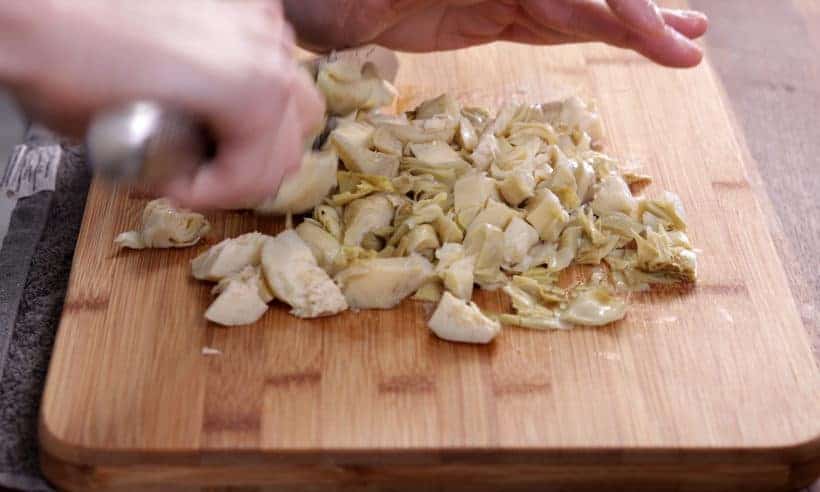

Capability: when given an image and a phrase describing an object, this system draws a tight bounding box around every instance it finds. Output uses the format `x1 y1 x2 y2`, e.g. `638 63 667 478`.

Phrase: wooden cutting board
39 40 820 491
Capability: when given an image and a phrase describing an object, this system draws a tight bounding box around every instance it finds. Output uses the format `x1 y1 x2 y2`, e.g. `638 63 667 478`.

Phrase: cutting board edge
38 409 820 469
39 447 820 492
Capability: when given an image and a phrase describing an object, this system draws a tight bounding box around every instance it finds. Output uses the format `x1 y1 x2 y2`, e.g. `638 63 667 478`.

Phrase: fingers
166 72 324 210
606 0 665 36
521 0 704 67
661 8 708 39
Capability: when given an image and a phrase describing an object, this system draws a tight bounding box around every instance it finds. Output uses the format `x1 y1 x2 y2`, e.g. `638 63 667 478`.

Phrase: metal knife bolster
86 102 213 184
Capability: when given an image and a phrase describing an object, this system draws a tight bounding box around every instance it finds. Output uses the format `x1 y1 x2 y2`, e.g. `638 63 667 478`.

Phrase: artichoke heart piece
256 150 339 215
503 216 540 267
330 122 399 177
317 58 397 115
435 243 475 300
557 96 604 143
408 141 469 167
414 93 462 120
314 205 343 240
463 223 506 290
500 283 566 330
546 153 580 209
261 230 348 318
413 280 444 302
191 232 268 281
550 225 582 272
639 191 688 232
467 199 518 237
633 227 697 283
499 171 535 207
205 273 269 327
332 172 395 205
335 256 434 309
525 188 569 242
591 174 636 217
576 235 620 265
396 223 440 258
454 172 498 228
295 219 341 273
428 292 501 344
371 126 403 156
381 116 458 144
343 194 395 247
211 265 274 304
115 198 211 250
457 116 479 152
434 212 464 244
470 131 500 171
561 286 627 326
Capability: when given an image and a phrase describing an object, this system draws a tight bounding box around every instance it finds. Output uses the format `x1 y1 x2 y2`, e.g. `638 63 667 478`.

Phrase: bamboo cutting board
40 41 820 491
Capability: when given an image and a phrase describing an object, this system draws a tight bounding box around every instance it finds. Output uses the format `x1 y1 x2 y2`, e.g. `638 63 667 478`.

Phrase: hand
6 0 324 210
285 0 708 67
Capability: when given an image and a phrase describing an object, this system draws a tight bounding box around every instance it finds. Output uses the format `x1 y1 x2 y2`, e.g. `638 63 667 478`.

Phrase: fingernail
668 9 708 22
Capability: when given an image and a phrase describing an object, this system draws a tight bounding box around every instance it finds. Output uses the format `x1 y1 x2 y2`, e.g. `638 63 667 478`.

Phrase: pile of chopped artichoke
117 57 698 339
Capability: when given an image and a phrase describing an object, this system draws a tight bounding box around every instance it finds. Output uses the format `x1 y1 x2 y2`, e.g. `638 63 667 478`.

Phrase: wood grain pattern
689 0 820 364
39 24 820 492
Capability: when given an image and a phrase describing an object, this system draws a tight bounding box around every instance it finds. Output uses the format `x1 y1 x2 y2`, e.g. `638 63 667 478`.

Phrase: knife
85 45 399 184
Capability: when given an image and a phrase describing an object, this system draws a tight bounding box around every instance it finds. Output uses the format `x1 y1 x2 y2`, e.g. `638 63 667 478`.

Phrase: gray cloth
0 134 90 492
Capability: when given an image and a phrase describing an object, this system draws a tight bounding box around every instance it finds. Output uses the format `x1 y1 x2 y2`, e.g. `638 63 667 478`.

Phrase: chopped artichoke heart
317 58 397 115
561 287 627 326
314 205 343 240
454 173 498 228
633 227 697 282
261 230 348 318
256 150 339 215
331 129 399 177
295 220 341 273
503 217 540 266
639 191 687 231
396 223 440 258
546 151 581 209
116 198 210 250
381 116 458 144
332 172 395 205
191 232 267 281
435 245 476 301
591 175 636 216
413 280 444 302
371 126 403 156
409 141 469 167
142 63 699 337
463 223 506 290
457 116 479 151
428 292 501 344
205 278 269 327
467 199 518 236
335 256 434 309
343 194 395 247
550 225 582 272
499 171 536 207
414 93 462 120
525 189 569 242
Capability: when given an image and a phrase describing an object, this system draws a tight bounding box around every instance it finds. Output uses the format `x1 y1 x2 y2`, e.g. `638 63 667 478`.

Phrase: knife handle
86 101 215 183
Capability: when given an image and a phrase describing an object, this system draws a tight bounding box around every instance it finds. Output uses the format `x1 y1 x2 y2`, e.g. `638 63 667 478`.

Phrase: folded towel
0 128 89 491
